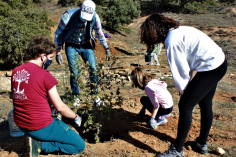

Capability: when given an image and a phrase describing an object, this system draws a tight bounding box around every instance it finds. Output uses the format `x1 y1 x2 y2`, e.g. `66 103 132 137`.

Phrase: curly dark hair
140 13 179 50
27 35 57 59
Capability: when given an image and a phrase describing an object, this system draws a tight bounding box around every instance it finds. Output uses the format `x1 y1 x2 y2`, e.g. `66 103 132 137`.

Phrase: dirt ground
0 2 236 157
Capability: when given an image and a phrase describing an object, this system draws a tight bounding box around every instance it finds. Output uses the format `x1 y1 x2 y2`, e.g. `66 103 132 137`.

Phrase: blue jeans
20 118 85 154
65 42 98 95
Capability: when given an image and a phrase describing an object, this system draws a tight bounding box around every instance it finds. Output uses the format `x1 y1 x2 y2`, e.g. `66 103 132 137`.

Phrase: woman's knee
74 138 86 154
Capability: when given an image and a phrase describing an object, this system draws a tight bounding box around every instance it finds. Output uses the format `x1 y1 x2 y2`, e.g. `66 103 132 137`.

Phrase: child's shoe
163 113 171 118
156 116 168 125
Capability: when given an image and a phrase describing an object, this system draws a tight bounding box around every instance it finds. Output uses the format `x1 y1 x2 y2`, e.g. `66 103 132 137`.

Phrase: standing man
54 0 111 106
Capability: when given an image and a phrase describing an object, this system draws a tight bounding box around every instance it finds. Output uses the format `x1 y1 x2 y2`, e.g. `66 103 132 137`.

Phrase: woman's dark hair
140 13 179 50
27 35 57 59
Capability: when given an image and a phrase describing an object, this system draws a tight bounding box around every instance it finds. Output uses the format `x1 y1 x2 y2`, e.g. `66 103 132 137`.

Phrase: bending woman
140 13 227 157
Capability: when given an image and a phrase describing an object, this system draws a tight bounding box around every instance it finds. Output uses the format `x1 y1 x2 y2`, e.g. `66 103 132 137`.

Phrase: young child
131 67 173 129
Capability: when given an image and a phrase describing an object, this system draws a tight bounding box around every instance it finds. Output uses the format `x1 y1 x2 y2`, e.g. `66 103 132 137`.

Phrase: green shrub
219 0 235 2
0 1 11 17
182 0 218 14
0 7 52 70
33 0 43 4
66 57 124 142
57 0 81 7
4 0 30 9
102 0 141 30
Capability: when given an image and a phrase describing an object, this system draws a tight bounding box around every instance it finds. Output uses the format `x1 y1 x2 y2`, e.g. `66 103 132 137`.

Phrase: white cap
81 0 96 21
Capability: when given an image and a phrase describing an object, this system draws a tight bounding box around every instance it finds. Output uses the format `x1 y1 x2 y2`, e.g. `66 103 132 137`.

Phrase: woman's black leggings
174 59 227 152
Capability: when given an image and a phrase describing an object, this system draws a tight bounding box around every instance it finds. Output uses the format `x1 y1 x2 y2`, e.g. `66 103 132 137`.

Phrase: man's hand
106 49 111 61
148 117 158 129
56 53 63 65
74 114 82 127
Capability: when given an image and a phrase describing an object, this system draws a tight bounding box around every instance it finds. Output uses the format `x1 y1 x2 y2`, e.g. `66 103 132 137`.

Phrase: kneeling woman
11 35 85 156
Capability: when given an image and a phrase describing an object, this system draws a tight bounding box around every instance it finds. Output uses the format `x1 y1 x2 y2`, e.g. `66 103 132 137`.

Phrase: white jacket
165 26 225 93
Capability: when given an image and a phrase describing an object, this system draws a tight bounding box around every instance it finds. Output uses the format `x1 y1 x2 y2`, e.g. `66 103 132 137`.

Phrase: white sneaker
156 117 168 125
73 98 80 107
156 63 160 65
92 97 105 106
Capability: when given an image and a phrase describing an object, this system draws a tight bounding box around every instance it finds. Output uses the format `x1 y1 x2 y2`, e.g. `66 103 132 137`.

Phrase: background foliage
102 0 141 31
0 0 235 69
0 0 54 70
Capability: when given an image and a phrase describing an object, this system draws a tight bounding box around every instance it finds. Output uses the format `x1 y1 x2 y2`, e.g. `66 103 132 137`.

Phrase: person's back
145 79 173 109
165 26 224 72
12 62 57 130
11 35 85 157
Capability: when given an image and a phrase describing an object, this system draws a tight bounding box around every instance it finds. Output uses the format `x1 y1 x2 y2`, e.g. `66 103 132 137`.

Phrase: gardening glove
74 114 82 127
56 53 63 65
106 48 111 61
148 117 158 129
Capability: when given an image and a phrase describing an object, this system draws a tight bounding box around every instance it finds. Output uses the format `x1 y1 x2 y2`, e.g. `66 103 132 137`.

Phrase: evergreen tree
0 1 53 70
102 0 141 30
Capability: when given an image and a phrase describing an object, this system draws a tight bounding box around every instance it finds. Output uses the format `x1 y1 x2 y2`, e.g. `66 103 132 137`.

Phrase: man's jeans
65 42 98 95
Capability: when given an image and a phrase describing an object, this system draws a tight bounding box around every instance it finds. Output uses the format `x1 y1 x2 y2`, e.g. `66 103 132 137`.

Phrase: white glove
74 114 82 127
148 117 158 129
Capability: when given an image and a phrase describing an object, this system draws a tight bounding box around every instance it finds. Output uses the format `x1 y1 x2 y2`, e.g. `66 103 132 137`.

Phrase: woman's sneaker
156 145 184 157
186 141 208 154
156 117 168 125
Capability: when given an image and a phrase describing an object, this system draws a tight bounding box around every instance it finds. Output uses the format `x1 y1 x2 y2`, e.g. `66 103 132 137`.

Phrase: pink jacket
145 79 173 108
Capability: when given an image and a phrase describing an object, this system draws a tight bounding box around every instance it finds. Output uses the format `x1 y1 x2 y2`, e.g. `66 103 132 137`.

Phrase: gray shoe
156 145 184 157
186 141 208 154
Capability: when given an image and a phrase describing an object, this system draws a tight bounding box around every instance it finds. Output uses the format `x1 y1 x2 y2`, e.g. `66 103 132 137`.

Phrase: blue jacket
54 8 108 52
